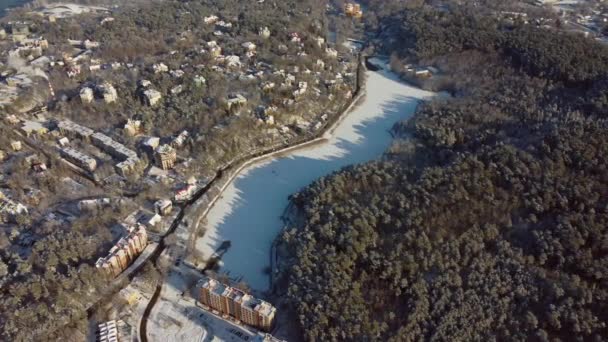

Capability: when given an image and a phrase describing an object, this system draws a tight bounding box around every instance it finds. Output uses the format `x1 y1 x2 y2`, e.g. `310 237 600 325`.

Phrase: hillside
282 6 608 341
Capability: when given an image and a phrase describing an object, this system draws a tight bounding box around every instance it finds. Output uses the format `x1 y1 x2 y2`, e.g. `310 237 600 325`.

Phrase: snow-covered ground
194 61 436 290
147 265 256 342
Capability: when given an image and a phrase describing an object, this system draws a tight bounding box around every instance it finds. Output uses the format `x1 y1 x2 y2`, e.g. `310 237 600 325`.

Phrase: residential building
58 120 95 140
9 21 30 42
414 68 432 78
172 130 189 148
143 137 160 152
91 133 138 161
95 224 148 278
315 36 325 47
154 144 177 170
198 276 277 331
139 79 152 88
146 213 162 227
97 82 118 103
90 132 141 176
32 161 47 173
262 82 275 92
204 15 219 24
289 32 301 43
123 119 142 136
174 183 196 202
170 69 184 78
78 198 111 212
193 75 206 86
225 94 247 112
200 277 227 312
170 85 183 95
20 121 48 137
10 140 22 152
259 27 271 39
60 147 97 172
326 48 338 58
344 3 363 18
225 55 241 68
154 199 173 216
143 89 162 106
152 63 168 74
96 320 132 342
80 86 94 103
242 42 256 51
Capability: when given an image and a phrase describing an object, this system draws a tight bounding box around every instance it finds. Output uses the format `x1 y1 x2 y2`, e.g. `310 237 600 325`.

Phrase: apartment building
198 276 277 331
95 224 148 278
60 147 97 172
154 144 177 170
96 320 132 342
90 132 141 176
58 119 95 140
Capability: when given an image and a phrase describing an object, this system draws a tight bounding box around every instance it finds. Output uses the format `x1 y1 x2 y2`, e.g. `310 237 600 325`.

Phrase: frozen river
195 62 435 290
0 0 28 14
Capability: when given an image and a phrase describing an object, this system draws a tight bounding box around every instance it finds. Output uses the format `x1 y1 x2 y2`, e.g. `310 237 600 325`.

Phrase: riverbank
138 56 366 341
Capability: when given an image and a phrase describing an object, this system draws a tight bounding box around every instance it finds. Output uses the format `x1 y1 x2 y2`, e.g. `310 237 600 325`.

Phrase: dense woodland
284 5 608 341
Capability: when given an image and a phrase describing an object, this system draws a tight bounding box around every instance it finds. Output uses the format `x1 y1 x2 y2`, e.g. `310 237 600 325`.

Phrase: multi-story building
60 147 97 172
91 132 142 176
222 286 245 319
154 199 173 216
198 276 277 331
123 119 142 136
95 224 148 278
58 120 95 141
344 3 363 18
200 277 227 312
143 89 162 106
154 144 177 170
80 87 94 103
97 320 132 342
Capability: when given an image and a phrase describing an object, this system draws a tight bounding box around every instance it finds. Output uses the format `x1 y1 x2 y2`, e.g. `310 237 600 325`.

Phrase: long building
95 224 148 278
60 147 97 172
198 276 277 331
97 320 132 342
57 119 95 140
90 132 141 176
57 120 143 176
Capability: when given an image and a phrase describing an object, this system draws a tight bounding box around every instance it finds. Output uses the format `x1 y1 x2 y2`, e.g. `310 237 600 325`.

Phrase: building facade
154 144 177 170
97 320 132 342
198 276 277 331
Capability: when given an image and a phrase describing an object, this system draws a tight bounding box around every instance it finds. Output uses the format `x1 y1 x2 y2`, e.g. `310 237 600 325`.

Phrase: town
0 0 361 341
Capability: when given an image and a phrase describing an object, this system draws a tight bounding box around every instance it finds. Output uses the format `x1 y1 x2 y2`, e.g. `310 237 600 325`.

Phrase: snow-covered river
0 0 28 14
195 61 435 290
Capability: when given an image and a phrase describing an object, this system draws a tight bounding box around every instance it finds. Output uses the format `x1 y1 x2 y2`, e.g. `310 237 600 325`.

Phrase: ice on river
195 63 435 290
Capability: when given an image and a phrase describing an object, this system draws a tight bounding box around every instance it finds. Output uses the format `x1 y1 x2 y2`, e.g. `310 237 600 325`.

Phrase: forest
283 5 608 341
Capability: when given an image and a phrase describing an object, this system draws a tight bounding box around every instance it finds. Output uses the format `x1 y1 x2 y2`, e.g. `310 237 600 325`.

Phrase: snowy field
147 266 256 342
195 61 435 290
